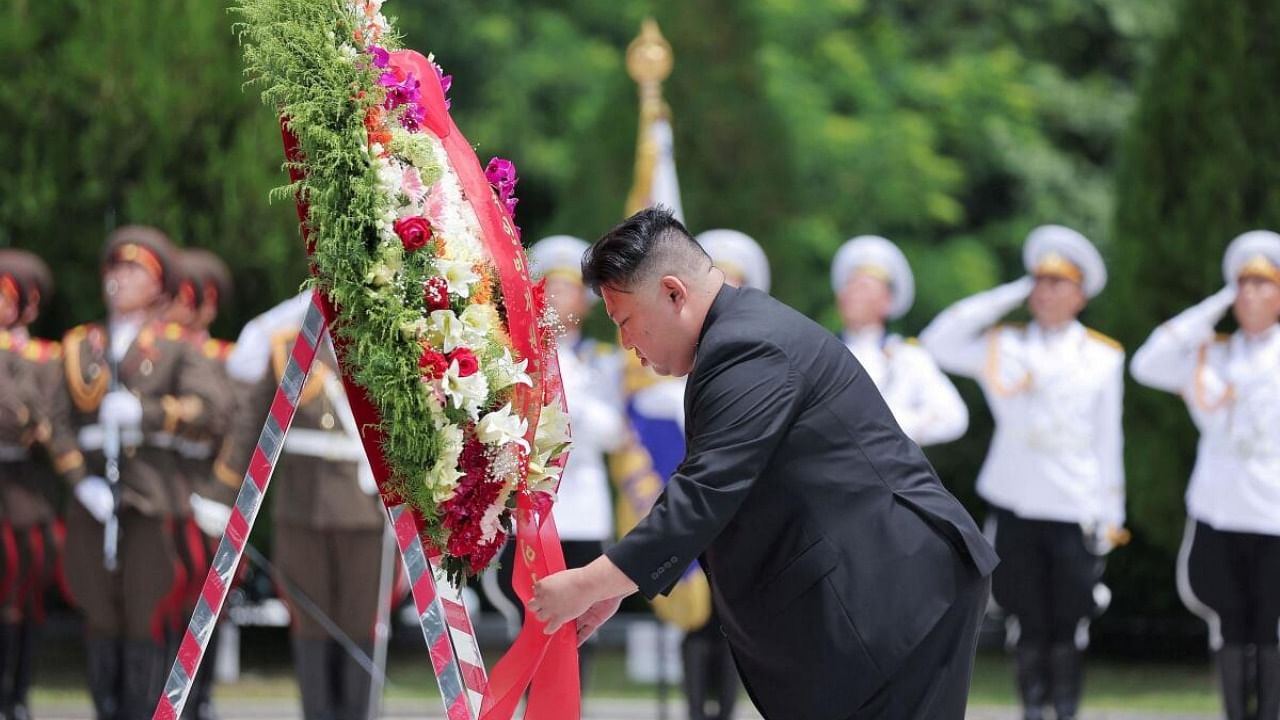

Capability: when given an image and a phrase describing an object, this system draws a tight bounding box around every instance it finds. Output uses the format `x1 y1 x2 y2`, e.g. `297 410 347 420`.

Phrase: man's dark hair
581 205 711 293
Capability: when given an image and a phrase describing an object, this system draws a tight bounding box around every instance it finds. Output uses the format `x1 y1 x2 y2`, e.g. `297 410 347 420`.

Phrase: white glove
1167 286 1237 342
99 390 144 430
75 476 115 524
190 493 233 538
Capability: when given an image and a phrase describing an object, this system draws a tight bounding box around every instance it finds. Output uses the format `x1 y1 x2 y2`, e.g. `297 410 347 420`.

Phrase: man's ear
660 275 688 310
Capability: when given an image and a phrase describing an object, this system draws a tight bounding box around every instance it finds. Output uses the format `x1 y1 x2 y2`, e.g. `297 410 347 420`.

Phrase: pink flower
401 166 426 204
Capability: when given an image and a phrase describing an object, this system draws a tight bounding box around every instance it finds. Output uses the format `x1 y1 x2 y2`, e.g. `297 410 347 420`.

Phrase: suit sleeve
207 374 274 506
606 340 804 600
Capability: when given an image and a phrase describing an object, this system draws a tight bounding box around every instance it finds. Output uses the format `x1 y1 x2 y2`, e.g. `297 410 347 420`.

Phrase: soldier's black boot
1014 643 1049 720
8 622 35 720
1219 644 1251 720
85 637 122 720
1257 644 1280 720
0 622 15 720
291 637 335 720
121 640 164 720
338 642 375 720
1049 643 1084 720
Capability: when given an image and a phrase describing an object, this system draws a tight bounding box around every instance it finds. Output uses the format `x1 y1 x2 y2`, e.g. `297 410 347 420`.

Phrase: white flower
426 310 467 352
436 258 479 299
479 503 505 543
476 404 529 451
459 303 492 336
439 360 489 419
492 347 533 391
424 424 465 500
534 401 571 458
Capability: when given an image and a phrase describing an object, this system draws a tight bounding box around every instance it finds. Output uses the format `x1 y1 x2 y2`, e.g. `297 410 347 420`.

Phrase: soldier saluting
1131 230 1280 720
921 225 1126 720
47 226 228 720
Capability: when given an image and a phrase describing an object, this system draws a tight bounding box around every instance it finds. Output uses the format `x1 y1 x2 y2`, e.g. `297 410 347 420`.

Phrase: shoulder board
204 338 235 361
0 331 11 352
1085 328 1123 352
1215 333 1231 344
64 323 105 352
904 337 921 346
21 338 61 362
161 322 189 342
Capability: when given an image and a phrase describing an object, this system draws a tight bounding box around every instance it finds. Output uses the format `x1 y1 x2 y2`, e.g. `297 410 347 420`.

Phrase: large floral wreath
236 0 570 585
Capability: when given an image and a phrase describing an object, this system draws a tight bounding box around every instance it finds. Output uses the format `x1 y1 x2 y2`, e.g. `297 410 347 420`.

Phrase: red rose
423 276 450 312
449 347 479 377
418 347 448 380
394 216 433 252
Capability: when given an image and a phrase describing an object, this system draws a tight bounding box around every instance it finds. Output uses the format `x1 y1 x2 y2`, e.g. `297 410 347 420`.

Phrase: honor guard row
0 227 395 720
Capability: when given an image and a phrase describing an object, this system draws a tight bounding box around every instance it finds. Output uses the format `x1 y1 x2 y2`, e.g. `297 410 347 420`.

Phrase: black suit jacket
607 285 999 720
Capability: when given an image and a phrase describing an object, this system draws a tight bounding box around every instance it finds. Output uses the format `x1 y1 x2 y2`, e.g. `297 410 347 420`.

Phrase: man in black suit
529 207 998 719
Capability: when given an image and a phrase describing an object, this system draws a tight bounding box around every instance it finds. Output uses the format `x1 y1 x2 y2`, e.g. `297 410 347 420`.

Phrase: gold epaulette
1085 328 1123 352
204 338 235 362
22 338 61 363
63 324 109 413
904 337 921 346
1215 333 1231 343
161 322 188 342
0 331 11 352
271 329 327 405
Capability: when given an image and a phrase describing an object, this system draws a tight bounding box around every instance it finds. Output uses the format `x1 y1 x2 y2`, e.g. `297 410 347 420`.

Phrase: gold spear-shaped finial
624 18 675 216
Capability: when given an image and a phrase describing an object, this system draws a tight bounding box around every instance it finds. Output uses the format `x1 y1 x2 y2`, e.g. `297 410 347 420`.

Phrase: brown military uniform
0 346 41 609
216 327 383 720
0 333 61 622
49 320 229 641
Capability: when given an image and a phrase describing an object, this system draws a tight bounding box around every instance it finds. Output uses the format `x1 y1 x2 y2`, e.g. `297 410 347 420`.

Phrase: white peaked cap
831 235 915 320
1022 225 1107 298
697 229 771 293
528 235 590 281
1222 230 1280 284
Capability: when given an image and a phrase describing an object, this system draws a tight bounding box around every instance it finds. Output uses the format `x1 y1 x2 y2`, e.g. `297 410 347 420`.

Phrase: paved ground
23 698 1221 719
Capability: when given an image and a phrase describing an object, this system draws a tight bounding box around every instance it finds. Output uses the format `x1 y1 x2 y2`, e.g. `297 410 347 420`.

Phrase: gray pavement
23 698 1221 719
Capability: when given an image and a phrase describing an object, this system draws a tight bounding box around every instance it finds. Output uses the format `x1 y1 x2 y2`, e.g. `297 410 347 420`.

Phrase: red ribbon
279 45 579 720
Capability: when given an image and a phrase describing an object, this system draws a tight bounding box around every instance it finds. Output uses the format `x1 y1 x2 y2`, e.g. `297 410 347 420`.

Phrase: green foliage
0 0 307 337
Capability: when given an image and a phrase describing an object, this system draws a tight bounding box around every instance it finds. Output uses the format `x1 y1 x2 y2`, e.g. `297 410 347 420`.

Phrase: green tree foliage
1107 0 1280 620
0 0 306 337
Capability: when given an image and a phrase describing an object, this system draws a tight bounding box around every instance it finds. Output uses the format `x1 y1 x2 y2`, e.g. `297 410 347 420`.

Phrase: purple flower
433 60 453 109
485 157 520 218
369 45 390 69
400 103 426 132
381 74 421 111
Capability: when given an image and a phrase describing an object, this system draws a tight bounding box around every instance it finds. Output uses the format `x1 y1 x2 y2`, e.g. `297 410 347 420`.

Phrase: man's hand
576 596 623 647
529 568 594 634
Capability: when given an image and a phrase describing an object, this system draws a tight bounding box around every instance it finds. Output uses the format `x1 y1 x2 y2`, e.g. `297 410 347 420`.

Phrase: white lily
476 404 529 451
439 360 489 419
426 309 467 352
534 401 571 457
436 258 479 299
492 347 533 391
